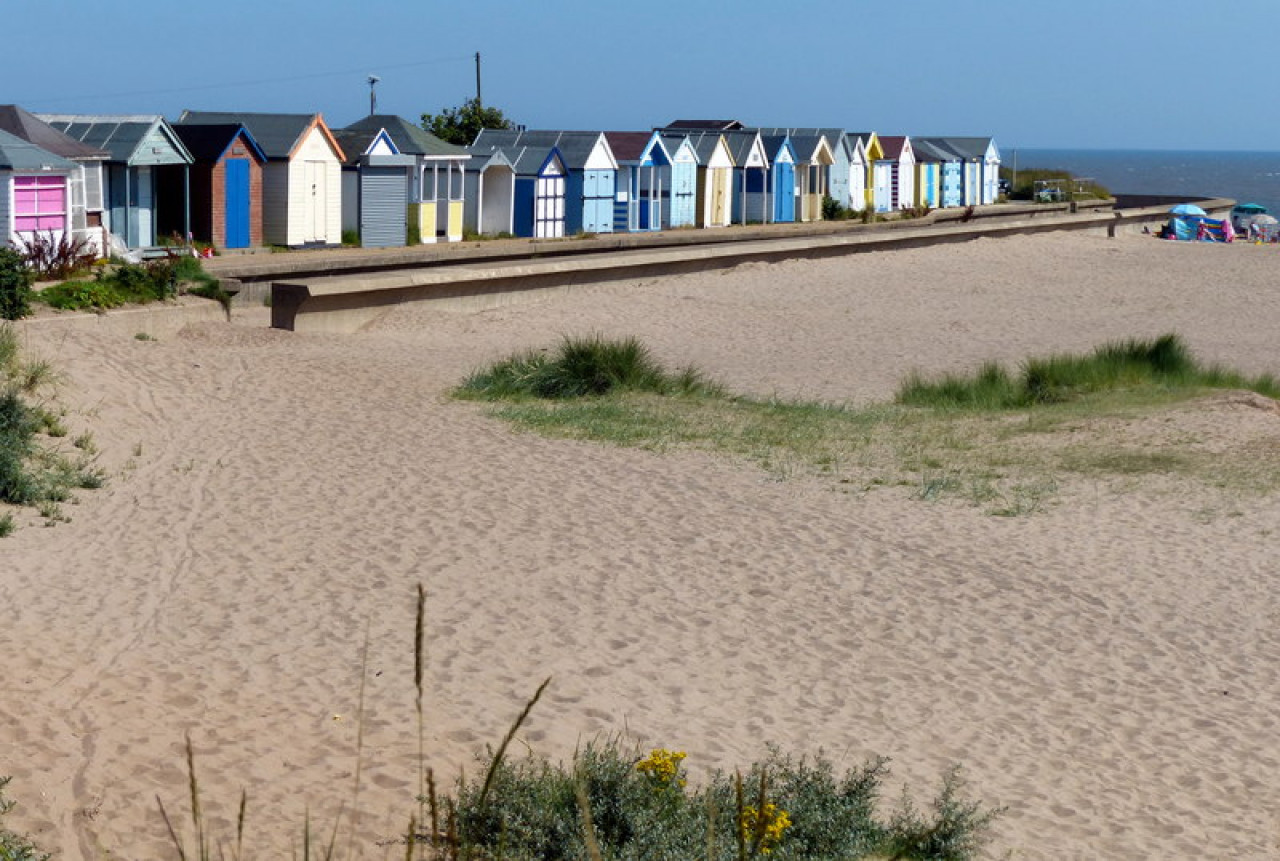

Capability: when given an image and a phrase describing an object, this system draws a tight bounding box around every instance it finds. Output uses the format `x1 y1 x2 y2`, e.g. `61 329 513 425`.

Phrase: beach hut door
225 159 250 248
305 161 328 242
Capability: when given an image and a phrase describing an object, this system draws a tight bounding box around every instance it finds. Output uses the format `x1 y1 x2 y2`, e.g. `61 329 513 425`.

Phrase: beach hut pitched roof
178 111 344 162
172 123 267 163
0 105 108 161
340 114 468 158
471 129 616 171
934 136 996 161
663 119 745 131
602 131 671 165
37 114 193 165
0 128 76 171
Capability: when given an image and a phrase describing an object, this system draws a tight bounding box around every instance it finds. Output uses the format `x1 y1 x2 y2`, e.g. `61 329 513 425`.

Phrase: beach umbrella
1169 203 1207 216
1235 203 1268 213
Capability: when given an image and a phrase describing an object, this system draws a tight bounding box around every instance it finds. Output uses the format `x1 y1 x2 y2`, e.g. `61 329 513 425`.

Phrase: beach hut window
13 175 68 231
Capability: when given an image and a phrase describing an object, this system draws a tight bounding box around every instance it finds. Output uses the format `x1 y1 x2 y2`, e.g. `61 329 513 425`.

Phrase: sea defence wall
270 200 1232 335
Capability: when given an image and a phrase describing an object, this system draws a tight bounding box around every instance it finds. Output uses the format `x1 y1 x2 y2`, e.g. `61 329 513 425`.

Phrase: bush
0 249 34 321
448 740 998 860
822 195 853 221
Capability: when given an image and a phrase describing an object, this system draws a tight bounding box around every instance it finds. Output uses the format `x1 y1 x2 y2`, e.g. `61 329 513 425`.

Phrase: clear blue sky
8 0 1278 150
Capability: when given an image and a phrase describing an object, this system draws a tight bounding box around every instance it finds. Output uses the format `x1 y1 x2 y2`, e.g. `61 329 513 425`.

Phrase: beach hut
0 105 110 254
340 115 469 243
657 134 699 229
178 111 345 247
758 135 797 223
909 140 941 210
0 129 77 251
462 149 515 236
851 132 887 211
845 133 871 213
172 124 266 249
876 136 915 211
472 130 617 234
604 131 671 232
849 134 880 214
332 126 417 248
39 113 193 249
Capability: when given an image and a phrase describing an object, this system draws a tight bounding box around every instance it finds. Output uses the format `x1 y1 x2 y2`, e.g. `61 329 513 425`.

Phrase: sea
1011 149 1280 215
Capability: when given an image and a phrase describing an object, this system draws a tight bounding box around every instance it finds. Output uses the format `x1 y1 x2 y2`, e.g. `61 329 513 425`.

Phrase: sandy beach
2 230 1279 859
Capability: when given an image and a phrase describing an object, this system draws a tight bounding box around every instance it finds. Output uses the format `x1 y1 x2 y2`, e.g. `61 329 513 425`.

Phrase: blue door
224 158 250 248
773 162 795 222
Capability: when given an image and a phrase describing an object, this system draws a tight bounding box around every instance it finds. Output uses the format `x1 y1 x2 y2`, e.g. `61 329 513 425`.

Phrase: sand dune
2 231 1279 859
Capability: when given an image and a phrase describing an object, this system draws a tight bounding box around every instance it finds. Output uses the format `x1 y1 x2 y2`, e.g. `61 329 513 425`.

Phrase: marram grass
457 333 1280 514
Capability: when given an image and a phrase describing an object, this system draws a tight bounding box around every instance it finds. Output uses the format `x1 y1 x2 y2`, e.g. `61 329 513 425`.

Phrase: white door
305 161 327 242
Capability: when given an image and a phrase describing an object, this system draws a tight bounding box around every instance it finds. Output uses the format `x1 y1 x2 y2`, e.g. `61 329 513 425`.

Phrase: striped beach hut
604 131 671 232
876 136 915 211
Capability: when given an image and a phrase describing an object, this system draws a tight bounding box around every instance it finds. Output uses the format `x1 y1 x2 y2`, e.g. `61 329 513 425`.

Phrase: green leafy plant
0 248 34 321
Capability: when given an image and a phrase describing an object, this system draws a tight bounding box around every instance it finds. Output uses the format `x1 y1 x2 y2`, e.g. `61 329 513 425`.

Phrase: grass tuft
457 334 722 401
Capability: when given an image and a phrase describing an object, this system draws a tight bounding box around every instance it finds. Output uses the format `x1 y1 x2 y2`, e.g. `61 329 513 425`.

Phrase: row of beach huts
0 105 1002 254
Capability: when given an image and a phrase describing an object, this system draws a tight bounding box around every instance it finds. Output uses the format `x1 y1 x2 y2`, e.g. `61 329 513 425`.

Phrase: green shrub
449 740 998 860
822 195 853 221
0 248 34 321
37 280 125 311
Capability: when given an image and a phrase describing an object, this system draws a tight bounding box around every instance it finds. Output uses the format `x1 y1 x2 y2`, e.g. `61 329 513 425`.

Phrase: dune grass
456 334 1280 514
0 324 104 531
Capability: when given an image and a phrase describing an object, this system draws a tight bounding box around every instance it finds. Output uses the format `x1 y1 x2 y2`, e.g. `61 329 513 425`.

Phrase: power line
29 54 474 105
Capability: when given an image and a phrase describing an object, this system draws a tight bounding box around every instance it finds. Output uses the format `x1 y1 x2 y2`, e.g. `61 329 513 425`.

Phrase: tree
421 98 514 146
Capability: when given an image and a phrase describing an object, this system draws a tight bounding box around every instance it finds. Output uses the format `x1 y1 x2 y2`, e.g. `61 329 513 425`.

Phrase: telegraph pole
475 52 482 106
367 75 380 116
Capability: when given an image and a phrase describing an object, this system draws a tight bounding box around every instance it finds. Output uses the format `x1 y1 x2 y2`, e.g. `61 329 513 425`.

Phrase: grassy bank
456 334 1280 515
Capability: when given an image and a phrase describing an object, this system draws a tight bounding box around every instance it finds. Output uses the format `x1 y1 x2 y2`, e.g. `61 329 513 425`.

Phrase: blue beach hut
759 135 797 223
